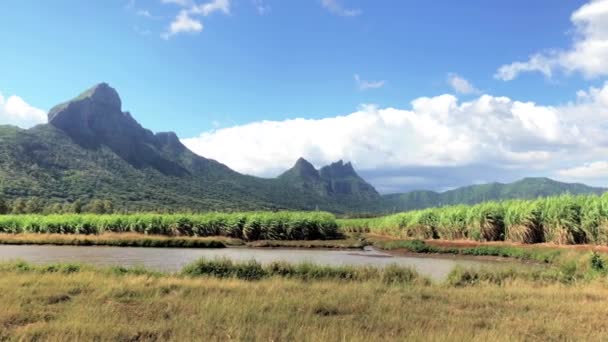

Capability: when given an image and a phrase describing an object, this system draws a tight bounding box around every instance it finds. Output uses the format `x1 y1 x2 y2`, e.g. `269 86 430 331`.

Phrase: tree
0 197 8 215
102 200 114 214
72 199 83 214
25 197 44 214
45 203 64 214
12 198 26 214
89 199 106 214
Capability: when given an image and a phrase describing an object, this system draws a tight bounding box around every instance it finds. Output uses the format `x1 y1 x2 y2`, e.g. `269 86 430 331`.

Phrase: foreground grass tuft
181 258 429 285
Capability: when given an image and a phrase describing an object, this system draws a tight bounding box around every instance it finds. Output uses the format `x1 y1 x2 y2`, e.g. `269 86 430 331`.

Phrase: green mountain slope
0 83 604 213
378 177 606 213
0 84 377 212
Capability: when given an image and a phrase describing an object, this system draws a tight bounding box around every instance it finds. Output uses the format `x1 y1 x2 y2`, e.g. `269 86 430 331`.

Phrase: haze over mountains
0 83 604 213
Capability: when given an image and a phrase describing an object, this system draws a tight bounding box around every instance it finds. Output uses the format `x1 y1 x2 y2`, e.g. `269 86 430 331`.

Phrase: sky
2 0 608 193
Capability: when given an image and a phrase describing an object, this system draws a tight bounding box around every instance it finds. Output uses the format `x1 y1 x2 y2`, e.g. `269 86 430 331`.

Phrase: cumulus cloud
320 0 361 17
557 161 608 179
354 74 385 90
496 0 608 80
191 0 230 16
162 0 230 39
0 92 46 128
447 73 480 94
182 82 608 191
162 10 203 39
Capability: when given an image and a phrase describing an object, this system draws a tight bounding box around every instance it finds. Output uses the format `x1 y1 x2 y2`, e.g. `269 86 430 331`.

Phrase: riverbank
1 260 608 340
0 233 238 248
3 232 608 274
373 238 565 264
0 233 366 249
246 238 366 249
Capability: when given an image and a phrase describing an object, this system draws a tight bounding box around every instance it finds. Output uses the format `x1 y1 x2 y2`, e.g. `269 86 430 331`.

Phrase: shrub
182 258 424 285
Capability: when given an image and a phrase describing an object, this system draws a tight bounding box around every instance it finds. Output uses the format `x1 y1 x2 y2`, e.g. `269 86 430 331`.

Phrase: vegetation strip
181 258 429 284
246 239 366 249
0 233 231 248
339 193 608 245
0 233 366 249
375 239 563 264
0 212 340 241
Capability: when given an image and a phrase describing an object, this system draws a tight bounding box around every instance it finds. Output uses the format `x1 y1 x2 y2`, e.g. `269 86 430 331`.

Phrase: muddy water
0 245 516 281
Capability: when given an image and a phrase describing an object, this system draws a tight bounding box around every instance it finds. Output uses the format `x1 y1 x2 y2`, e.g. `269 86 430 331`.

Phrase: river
0 245 516 281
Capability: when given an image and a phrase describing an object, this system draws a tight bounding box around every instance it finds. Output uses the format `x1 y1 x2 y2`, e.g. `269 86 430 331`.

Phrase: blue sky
2 0 608 193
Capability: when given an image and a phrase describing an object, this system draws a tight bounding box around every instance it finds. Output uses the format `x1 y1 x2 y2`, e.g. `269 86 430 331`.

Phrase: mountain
278 158 379 200
278 158 327 195
0 83 375 212
319 161 380 200
379 177 606 213
0 83 604 214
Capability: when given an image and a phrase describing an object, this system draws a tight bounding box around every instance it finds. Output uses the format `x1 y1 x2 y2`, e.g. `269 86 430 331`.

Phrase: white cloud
354 74 385 90
136 9 161 19
320 0 361 17
0 92 46 128
447 73 480 94
557 161 608 179
161 0 193 6
191 0 230 16
134 25 152 36
162 0 230 39
253 0 270 15
496 0 608 80
136 9 151 17
182 82 608 182
162 10 203 39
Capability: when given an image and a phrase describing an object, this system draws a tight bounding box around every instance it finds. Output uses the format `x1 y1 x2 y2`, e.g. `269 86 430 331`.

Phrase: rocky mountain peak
48 83 122 124
292 158 320 177
82 82 122 109
45 83 188 176
320 160 357 179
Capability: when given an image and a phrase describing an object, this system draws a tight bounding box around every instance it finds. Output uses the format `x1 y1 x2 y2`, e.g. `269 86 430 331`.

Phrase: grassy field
2 260 608 340
0 211 339 241
338 193 608 245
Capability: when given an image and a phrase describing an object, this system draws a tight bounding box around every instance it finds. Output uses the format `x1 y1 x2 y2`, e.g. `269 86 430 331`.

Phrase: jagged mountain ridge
278 158 380 200
0 83 605 213
0 83 377 212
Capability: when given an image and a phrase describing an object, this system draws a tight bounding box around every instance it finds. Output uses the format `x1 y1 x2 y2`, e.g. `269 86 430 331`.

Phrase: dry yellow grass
2 268 608 341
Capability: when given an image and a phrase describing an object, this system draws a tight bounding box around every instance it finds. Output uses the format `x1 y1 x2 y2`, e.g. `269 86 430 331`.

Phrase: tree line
0 197 115 215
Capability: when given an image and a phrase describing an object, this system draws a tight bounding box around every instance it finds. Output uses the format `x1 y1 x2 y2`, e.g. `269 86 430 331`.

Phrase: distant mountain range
0 83 604 213
379 177 605 213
